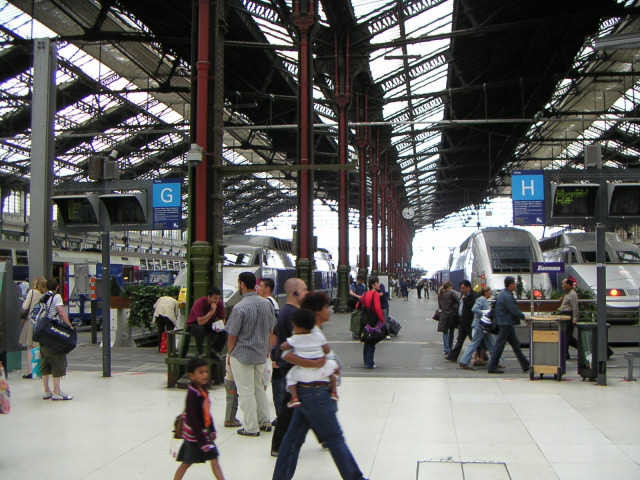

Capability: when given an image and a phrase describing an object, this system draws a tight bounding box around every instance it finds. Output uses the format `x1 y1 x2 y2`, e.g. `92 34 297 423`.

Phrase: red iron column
292 0 319 289
356 92 369 275
370 129 380 275
334 33 351 311
189 0 225 305
379 159 388 273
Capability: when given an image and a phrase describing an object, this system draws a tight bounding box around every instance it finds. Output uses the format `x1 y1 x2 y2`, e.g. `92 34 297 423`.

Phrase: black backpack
359 292 379 328
30 292 54 326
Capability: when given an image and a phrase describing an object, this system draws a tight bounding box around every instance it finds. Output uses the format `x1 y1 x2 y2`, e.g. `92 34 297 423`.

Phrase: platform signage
533 262 565 274
152 179 182 230
512 170 545 225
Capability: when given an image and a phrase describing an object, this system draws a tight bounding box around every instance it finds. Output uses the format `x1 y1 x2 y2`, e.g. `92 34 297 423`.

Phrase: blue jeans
271 370 286 417
363 343 376 368
272 385 364 480
443 328 455 354
460 320 497 366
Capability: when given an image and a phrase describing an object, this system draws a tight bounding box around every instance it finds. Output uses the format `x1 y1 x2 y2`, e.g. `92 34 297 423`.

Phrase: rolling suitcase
386 316 401 336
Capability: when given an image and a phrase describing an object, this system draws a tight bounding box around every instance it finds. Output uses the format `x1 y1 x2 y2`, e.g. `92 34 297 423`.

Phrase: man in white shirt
258 277 279 318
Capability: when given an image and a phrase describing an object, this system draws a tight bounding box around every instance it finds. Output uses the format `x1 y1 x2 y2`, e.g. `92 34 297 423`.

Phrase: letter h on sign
522 180 535 197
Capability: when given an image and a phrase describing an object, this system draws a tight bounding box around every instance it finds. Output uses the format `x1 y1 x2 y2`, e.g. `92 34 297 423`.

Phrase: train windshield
581 251 612 262
489 246 532 273
617 250 640 263
224 248 255 266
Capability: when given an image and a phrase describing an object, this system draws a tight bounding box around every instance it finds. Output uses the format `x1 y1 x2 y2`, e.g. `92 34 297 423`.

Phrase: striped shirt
226 292 276 365
44 291 63 318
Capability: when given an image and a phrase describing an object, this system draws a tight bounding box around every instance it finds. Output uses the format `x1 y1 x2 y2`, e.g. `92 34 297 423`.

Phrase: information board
152 179 182 230
511 170 544 225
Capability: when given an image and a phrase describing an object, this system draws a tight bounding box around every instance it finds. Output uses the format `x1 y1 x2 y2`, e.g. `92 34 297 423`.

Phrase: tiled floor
2 370 639 480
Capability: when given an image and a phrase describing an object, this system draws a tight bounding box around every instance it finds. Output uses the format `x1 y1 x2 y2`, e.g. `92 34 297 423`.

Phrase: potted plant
121 284 180 332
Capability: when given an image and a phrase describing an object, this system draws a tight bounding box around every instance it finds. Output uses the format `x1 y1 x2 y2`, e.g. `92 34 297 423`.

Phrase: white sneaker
42 391 52 400
52 392 73 401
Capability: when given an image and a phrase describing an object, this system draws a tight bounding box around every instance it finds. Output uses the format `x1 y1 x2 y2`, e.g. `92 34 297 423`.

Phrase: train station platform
2 292 640 479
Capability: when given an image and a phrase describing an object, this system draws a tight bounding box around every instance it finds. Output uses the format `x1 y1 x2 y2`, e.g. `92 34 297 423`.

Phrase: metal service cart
528 315 571 381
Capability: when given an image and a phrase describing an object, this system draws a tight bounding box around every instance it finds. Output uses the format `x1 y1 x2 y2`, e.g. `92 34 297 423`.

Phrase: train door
54 262 67 302
122 264 138 284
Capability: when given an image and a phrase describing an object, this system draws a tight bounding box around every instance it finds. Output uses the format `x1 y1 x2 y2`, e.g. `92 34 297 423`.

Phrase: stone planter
516 300 559 313
110 296 132 309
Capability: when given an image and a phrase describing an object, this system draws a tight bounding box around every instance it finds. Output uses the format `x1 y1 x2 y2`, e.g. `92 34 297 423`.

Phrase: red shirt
357 290 385 324
186 296 225 326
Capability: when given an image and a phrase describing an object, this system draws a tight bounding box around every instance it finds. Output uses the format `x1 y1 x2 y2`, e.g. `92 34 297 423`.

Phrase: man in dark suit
446 280 479 362
487 276 530 374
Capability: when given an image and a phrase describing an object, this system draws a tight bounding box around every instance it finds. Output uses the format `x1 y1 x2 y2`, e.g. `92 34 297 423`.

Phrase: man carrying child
280 308 338 407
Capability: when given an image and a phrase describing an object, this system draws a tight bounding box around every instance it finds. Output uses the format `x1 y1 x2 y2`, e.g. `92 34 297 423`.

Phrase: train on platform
0 239 185 326
538 232 640 323
174 234 337 311
448 227 552 295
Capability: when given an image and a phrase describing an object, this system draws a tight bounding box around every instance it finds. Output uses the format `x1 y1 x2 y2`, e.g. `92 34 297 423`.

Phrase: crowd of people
436 275 584 374
12 268 584 480
172 271 588 478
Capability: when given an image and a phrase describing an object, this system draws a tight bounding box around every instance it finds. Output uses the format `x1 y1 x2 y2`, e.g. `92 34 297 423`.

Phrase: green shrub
121 284 181 331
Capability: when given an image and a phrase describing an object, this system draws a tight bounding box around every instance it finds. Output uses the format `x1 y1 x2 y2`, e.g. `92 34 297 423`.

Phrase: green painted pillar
191 241 213 301
296 257 313 293
334 264 350 312
358 267 368 281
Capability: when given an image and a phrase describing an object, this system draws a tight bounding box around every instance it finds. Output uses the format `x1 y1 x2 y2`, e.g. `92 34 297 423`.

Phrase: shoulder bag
359 292 385 344
479 308 498 335
32 295 77 354
20 290 33 321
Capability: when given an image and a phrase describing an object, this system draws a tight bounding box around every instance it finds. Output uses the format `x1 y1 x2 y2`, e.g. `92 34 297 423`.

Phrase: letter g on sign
160 187 173 203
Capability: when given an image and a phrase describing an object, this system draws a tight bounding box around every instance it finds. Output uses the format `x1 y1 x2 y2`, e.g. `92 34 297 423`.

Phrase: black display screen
609 184 640 216
552 184 599 218
101 195 146 224
55 197 99 225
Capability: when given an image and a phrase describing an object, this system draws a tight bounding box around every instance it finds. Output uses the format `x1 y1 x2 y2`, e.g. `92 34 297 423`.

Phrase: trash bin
529 316 571 381
576 322 606 382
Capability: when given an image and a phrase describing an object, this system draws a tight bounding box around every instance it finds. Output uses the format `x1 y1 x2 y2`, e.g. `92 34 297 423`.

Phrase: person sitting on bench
186 287 226 359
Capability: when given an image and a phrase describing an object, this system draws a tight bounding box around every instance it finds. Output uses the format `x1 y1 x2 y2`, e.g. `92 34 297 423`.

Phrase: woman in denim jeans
459 286 500 369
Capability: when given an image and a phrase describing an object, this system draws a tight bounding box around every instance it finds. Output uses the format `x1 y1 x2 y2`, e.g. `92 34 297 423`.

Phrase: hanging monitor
608 183 640 219
100 193 151 230
52 195 100 228
551 183 599 219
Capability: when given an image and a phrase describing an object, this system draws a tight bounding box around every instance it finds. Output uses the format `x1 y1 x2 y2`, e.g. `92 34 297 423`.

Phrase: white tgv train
539 232 640 321
449 227 552 294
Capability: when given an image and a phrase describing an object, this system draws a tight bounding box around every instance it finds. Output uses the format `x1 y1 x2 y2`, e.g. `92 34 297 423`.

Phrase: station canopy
1 0 640 235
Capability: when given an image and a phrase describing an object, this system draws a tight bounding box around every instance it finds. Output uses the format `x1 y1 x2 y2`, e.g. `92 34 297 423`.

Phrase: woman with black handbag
18 276 47 379
357 276 386 369
437 281 459 358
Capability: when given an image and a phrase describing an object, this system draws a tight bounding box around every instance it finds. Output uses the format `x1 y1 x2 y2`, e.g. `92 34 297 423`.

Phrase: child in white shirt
280 308 338 407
